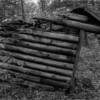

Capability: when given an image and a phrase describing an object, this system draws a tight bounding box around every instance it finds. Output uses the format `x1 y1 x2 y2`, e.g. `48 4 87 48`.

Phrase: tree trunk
40 0 45 12
21 0 25 21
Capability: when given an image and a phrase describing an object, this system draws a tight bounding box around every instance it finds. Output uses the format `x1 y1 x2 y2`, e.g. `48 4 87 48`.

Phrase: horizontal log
0 78 54 89
0 50 73 71
0 32 78 49
0 41 76 55
20 34 78 49
0 52 73 76
18 41 76 55
18 29 79 42
0 43 75 63
33 17 100 33
58 13 88 22
7 71 69 88
0 62 71 81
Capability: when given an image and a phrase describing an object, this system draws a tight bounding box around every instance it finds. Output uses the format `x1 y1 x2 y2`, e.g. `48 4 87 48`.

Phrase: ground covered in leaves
0 35 100 100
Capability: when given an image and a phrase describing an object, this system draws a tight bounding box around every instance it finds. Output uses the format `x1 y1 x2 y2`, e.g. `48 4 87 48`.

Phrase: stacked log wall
0 28 80 88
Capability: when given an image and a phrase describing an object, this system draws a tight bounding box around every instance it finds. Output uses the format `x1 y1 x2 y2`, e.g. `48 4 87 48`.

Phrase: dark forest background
0 0 100 23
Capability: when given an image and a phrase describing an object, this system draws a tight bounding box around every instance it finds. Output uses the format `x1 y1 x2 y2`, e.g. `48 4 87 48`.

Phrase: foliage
0 0 36 24
24 2 36 21
0 0 22 22
1 0 100 100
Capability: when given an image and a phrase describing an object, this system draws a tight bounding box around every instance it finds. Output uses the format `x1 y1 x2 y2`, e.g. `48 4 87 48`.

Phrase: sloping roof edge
71 6 100 25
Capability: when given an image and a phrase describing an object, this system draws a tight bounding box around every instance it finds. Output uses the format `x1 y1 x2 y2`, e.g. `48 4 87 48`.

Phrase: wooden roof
71 6 100 25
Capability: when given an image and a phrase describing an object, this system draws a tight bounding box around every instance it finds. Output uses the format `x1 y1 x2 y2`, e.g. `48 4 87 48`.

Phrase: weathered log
18 29 79 42
33 17 100 33
16 41 76 55
0 41 76 55
14 52 73 70
19 34 78 49
0 62 71 81
71 30 84 87
7 71 69 88
0 77 54 89
0 50 73 70
0 53 73 76
0 32 78 49
58 13 88 22
0 43 75 63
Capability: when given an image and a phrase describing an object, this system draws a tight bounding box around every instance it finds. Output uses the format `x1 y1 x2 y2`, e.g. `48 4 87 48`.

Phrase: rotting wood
0 62 71 81
18 29 79 42
0 53 73 76
0 77 54 90
8 70 69 88
0 42 76 56
33 17 100 33
0 50 74 70
58 13 88 22
0 43 75 63
0 14 86 88
71 30 84 88
0 32 78 49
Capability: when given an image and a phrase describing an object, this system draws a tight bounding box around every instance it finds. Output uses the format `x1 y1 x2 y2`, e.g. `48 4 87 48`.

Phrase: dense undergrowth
0 34 100 100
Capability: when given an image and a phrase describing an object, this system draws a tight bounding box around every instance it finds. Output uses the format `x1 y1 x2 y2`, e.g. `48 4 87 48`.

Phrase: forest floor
0 35 100 100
